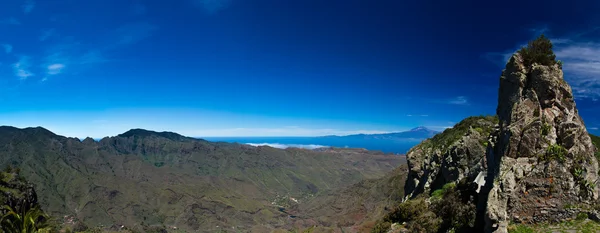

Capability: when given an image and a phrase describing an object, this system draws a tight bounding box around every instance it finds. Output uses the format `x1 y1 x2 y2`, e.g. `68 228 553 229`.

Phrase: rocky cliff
404 116 497 199
482 53 600 232
0 169 40 215
381 36 600 233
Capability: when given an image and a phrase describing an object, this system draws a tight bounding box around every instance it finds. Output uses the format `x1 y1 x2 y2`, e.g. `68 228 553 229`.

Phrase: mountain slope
290 164 408 232
0 126 403 232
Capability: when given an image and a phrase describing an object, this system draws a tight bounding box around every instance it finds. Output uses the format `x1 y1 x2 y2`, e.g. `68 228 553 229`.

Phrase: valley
0 127 404 232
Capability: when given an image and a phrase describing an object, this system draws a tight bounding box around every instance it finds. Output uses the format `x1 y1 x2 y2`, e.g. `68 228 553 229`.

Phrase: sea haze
202 127 437 154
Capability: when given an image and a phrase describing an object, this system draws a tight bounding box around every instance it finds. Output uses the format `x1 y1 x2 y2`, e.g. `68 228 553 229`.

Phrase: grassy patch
431 182 456 200
590 133 600 163
577 212 589 221
539 144 567 162
508 225 534 233
509 219 600 233
541 123 551 136
421 115 498 151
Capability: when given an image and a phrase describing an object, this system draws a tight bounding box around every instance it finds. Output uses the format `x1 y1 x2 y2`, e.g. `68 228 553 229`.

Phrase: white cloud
12 56 34 80
484 27 600 100
553 42 600 99
41 46 72 80
39 29 56 41
22 0 35 13
448 96 469 105
246 143 328 150
406 114 429 117
47 63 65 75
193 0 232 13
2 44 12 54
1 17 21 25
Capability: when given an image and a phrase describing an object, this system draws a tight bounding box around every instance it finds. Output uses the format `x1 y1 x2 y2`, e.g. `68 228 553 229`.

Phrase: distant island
203 126 439 154
320 126 439 140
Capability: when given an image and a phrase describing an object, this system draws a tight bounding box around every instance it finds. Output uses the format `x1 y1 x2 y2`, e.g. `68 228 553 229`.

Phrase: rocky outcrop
482 54 600 232
0 170 40 215
404 116 497 199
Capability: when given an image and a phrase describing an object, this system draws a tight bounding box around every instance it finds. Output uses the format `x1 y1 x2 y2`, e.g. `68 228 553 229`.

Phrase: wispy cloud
590 127 599 130
30 22 156 81
1 17 21 25
47 64 65 75
12 56 34 80
246 143 328 150
406 114 429 117
22 0 35 14
2 44 12 54
448 96 469 105
484 27 600 100
192 0 232 14
39 28 56 41
554 42 600 99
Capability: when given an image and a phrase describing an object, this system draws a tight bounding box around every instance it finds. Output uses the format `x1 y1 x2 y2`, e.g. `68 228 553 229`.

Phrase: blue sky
1 0 600 138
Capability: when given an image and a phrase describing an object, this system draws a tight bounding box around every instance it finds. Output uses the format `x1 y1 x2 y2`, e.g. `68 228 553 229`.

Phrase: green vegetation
557 60 563 69
421 115 498 151
590 133 600 162
508 219 600 233
571 154 596 198
539 144 567 162
0 167 56 233
518 34 557 68
0 126 404 231
541 123 551 136
508 225 535 233
431 182 456 201
372 180 476 233
295 165 409 232
577 212 589 221
0 204 53 233
372 197 440 233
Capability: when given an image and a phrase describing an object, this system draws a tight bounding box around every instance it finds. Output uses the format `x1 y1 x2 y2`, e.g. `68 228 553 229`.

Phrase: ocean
201 136 422 154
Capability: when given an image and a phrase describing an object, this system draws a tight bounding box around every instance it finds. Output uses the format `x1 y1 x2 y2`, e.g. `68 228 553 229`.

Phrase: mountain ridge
0 125 403 232
320 126 438 138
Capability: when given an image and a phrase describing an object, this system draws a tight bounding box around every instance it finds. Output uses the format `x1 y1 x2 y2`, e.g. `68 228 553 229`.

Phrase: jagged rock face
0 171 40 215
484 54 600 232
404 117 497 199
